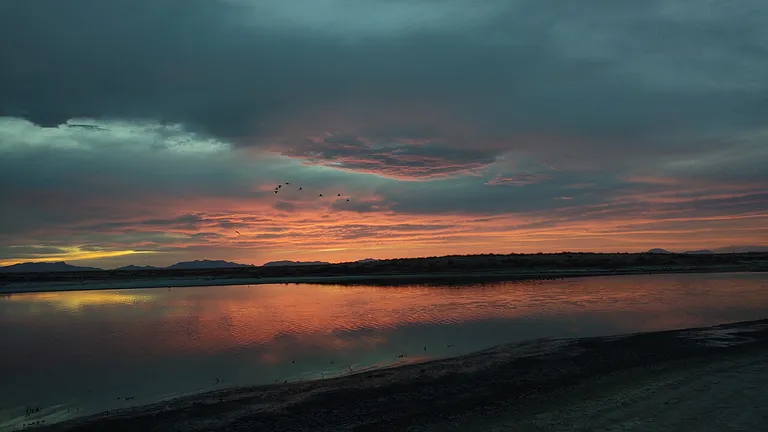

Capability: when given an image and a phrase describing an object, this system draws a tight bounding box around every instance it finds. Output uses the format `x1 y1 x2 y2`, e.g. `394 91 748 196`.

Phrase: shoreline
2 265 766 295
30 317 768 431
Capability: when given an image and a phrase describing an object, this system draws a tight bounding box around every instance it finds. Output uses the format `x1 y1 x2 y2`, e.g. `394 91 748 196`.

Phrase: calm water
1 272 767 430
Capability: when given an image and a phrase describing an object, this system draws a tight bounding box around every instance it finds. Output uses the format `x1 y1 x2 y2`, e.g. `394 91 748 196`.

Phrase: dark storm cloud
80 214 205 232
485 173 552 187
3 0 768 175
280 134 497 178
1 0 767 266
0 246 68 260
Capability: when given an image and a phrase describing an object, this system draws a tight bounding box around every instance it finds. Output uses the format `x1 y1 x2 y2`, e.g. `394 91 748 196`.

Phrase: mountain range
647 246 768 254
0 259 254 273
0 261 103 273
2 248 765 273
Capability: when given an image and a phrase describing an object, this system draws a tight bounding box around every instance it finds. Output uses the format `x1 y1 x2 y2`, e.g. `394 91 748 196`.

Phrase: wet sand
3 265 765 295
25 318 768 432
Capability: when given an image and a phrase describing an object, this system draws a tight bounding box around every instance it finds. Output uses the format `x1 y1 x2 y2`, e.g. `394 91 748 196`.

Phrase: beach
26 318 768 432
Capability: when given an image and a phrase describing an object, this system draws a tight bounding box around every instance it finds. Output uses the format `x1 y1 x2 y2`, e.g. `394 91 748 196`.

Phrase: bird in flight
319 193 323 197
235 230 241 235
337 193 341 197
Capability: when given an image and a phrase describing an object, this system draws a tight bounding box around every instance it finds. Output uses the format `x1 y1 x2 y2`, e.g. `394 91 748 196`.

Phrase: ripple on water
1 273 767 429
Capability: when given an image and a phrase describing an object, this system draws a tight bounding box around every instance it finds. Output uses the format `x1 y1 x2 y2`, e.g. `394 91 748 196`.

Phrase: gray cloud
3 0 768 171
1 0 767 265
279 134 497 178
0 246 68 260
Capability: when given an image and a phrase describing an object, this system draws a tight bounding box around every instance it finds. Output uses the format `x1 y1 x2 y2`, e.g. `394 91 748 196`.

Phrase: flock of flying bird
233 181 352 236
272 181 351 202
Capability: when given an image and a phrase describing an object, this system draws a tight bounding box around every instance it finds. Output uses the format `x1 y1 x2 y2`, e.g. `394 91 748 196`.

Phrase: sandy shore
24 318 768 432
2 265 764 295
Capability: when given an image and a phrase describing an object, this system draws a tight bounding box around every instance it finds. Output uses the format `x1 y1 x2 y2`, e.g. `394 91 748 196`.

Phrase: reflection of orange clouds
11 291 157 311
126 275 767 360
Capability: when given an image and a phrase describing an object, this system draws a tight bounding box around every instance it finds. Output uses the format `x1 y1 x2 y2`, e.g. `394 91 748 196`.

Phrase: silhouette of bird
346 199 350 202
319 193 323 197
278 185 282 189
337 193 341 196
285 182 290 185
299 187 303 190
274 190 278 194
235 230 241 235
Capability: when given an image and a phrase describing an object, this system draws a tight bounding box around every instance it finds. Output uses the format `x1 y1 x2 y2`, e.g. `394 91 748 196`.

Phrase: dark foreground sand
25 318 768 432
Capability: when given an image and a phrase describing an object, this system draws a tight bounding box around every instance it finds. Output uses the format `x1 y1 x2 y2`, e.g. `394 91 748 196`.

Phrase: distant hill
166 260 254 270
262 260 330 267
712 245 768 253
647 248 673 254
0 261 103 273
682 250 713 255
115 265 159 271
356 258 378 263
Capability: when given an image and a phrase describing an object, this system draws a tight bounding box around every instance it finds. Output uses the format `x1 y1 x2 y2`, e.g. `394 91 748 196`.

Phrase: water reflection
1 272 767 430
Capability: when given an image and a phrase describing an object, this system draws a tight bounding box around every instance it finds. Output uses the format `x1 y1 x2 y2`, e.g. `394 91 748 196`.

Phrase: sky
1 0 767 268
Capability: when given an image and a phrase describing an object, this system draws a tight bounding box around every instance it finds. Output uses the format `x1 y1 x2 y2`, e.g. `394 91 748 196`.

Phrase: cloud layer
1 0 766 266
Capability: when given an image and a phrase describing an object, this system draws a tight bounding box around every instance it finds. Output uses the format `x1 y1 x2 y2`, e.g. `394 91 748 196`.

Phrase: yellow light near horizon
0 247 159 267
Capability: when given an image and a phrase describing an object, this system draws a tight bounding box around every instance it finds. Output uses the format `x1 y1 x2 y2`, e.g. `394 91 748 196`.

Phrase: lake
1 272 767 430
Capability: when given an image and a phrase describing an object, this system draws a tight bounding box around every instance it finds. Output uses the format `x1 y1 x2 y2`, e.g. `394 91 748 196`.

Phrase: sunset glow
1 1 766 269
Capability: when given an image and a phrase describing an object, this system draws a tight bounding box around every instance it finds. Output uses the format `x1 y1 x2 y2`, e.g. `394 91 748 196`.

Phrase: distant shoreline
32 318 768 431
1 265 766 295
